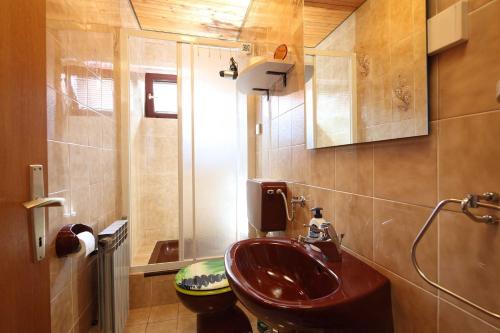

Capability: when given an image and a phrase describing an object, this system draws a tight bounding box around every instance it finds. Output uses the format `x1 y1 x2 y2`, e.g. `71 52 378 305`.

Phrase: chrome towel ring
411 192 500 319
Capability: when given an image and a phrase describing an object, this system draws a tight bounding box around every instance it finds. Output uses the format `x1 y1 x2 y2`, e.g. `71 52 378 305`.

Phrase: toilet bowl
174 259 252 333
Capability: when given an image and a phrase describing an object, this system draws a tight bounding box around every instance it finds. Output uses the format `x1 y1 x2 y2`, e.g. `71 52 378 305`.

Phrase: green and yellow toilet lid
174 259 231 296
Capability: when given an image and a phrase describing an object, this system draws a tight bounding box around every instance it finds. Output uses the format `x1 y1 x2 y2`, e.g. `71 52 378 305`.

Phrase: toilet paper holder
56 224 96 257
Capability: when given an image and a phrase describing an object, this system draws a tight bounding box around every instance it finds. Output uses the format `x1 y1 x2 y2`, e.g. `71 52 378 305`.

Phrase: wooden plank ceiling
303 0 365 47
129 0 252 40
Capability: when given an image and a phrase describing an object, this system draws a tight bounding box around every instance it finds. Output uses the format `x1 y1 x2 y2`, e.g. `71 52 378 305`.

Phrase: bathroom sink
225 238 393 332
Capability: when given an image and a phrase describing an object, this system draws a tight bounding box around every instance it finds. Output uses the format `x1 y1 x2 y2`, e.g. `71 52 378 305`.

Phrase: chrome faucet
298 222 344 262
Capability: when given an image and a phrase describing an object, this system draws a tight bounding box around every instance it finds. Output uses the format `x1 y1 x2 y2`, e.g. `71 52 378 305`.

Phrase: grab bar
411 192 500 320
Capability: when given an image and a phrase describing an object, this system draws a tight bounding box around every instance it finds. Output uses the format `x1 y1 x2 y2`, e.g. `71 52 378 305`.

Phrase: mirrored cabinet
303 0 428 148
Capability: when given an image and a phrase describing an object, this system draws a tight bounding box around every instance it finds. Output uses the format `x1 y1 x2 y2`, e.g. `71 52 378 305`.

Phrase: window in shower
145 73 178 118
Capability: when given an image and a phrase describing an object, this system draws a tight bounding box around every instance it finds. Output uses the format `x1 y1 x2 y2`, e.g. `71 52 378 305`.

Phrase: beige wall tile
102 179 118 216
72 300 97 333
373 199 437 292
374 123 437 207
46 31 65 91
438 0 495 12
48 141 70 193
438 299 499 333
270 149 280 179
439 111 500 202
308 147 334 189
70 186 90 226
334 192 373 259
270 96 279 120
278 147 292 181
47 87 70 142
130 274 152 309
87 147 102 185
279 90 304 118
150 274 179 306
89 182 103 224
334 144 373 196
278 111 292 148
49 244 72 301
439 211 500 324
438 0 500 119
69 145 90 190
291 104 305 145
71 262 97 321
387 268 438 333
68 103 89 146
101 117 116 149
51 284 74 333
291 144 308 184
87 111 102 148
271 118 279 149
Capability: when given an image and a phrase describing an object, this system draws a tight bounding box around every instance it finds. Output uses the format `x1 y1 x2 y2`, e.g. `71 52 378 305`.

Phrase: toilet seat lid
175 259 231 295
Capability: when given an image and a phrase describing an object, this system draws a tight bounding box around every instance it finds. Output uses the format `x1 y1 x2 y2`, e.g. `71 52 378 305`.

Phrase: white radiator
98 220 130 333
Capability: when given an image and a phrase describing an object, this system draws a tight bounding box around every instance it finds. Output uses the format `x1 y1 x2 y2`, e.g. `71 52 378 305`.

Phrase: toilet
174 258 252 333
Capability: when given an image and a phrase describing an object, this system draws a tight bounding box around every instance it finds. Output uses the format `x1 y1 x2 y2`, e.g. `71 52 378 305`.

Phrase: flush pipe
276 189 306 222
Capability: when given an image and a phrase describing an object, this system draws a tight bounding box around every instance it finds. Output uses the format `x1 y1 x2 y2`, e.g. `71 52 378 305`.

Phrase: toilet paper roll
77 231 96 257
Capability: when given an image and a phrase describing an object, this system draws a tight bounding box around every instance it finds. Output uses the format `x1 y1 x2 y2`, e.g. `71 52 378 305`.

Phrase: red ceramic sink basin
225 238 393 332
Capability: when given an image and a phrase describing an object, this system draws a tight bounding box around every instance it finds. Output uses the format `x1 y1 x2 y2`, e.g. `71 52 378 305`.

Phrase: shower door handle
23 165 65 261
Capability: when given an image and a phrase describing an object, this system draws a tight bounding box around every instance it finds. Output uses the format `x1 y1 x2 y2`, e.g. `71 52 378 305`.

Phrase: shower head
219 57 238 80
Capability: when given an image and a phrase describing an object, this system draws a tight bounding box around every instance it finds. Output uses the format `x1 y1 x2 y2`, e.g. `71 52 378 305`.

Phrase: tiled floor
126 302 259 333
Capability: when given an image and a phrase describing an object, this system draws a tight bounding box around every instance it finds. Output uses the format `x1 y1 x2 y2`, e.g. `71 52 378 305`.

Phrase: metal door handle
23 197 65 210
25 165 65 261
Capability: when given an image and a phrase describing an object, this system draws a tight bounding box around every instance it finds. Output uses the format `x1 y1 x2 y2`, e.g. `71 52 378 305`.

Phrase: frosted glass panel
181 43 194 260
193 46 246 258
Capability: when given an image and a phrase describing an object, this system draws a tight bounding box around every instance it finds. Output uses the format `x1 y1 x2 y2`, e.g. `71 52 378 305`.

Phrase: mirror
303 0 428 148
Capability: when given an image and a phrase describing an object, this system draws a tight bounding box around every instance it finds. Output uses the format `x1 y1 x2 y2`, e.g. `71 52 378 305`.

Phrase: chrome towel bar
411 192 500 319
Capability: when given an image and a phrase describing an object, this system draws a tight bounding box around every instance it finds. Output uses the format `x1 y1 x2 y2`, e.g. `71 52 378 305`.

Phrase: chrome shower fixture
219 57 238 80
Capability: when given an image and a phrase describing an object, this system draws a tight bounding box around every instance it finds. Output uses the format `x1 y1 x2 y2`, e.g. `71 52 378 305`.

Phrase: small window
145 73 178 118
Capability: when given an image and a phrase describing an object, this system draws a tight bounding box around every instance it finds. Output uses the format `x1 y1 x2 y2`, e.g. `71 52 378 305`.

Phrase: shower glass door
192 46 248 259
127 33 248 272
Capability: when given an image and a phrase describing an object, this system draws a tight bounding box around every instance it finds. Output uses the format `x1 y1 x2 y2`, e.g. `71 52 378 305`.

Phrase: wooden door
0 0 51 332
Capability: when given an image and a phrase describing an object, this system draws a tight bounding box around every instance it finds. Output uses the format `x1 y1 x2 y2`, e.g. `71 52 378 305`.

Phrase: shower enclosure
121 30 248 272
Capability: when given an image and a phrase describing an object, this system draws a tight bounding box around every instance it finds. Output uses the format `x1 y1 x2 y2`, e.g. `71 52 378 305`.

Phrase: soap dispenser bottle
308 207 325 238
